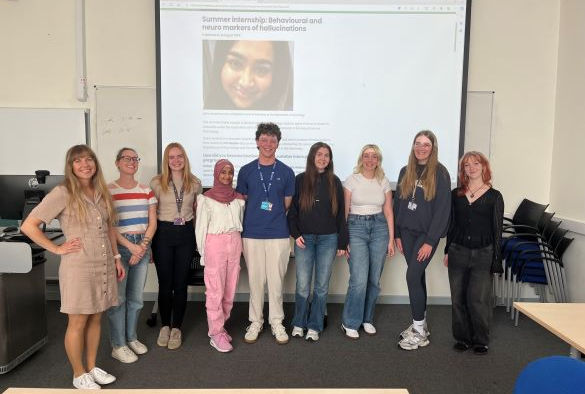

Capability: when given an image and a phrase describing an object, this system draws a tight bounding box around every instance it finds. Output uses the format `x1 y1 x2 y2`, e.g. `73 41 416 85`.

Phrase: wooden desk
3 389 409 394
514 302 585 358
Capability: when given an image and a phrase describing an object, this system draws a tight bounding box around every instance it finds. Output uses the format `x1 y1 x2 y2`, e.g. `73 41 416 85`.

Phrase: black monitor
0 174 64 220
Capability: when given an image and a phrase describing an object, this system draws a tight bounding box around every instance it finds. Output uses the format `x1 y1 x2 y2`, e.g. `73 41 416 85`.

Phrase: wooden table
3 389 408 394
514 302 585 358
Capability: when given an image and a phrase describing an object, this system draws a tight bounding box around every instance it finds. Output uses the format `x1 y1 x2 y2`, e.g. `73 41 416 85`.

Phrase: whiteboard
0 107 87 175
465 91 494 157
94 86 158 184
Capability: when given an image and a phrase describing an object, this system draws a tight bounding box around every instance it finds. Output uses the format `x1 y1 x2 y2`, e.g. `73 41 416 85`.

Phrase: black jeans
448 243 493 347
399 228 438 321
152 220 195 329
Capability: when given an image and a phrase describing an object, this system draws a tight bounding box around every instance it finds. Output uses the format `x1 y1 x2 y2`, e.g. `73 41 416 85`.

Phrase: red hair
457 151 492 196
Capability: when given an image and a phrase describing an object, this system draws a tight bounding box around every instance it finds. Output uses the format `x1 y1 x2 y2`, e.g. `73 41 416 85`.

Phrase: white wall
550 0 585 302
2 0 582 302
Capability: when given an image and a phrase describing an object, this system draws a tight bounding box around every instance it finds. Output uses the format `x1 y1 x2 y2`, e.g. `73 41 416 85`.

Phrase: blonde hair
64 145 117 224
156 142 201 193
399 130 440 201
353 144 386 182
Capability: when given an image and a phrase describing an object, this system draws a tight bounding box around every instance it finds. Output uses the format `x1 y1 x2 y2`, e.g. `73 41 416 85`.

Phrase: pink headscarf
203 159 244 203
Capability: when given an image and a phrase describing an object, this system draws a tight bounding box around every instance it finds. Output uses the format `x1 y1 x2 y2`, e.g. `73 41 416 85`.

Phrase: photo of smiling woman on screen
203 40 294 111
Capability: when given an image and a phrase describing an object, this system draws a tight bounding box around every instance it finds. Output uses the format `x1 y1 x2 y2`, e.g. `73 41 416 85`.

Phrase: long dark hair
204 40 293 110
299 142 338 216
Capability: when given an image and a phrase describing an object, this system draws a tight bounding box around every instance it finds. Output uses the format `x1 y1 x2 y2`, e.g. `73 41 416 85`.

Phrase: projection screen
157 0 471 187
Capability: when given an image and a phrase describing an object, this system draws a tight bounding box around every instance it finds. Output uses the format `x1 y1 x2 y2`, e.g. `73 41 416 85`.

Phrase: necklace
469 183 485 198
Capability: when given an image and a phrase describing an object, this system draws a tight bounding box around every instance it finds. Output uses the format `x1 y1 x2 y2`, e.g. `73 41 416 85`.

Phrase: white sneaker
341 324 359 339
271 323 289 344
111 345 138 363
157 326 170 347
398 328 430 350
363 322 377 335
89 367 116 385
399 323 430 339
128 339 148 355
305 329 319 342
72 372 101 390
244 322 263 344
291 326 304 338
167 328 182 350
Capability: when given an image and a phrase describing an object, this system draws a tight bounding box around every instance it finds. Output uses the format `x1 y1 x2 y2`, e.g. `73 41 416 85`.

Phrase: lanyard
257 161 276 202
411 167 427 201
170 180 184 217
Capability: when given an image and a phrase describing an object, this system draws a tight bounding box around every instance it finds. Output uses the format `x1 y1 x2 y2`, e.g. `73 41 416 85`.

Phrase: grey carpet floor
0 301 570 393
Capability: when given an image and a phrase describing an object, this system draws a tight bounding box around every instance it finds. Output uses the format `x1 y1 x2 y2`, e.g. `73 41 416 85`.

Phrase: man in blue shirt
236 122 295 344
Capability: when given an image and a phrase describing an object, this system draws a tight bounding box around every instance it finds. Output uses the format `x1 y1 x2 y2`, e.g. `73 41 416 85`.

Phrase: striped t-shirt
108 182 157 234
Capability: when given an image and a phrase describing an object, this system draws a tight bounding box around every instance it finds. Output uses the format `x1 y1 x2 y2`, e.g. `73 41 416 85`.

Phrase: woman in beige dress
21 145 125 390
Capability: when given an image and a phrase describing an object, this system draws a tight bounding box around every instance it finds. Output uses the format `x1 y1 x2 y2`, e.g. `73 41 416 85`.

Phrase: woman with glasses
21 145 125 389
443 151 504 355
107 148 157 363
341 144 394 339
394 130 451 351
151 142 202 350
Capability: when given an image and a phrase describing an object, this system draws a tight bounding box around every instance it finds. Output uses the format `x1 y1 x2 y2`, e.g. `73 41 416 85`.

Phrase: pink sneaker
210 333 233 353
222 329 232 342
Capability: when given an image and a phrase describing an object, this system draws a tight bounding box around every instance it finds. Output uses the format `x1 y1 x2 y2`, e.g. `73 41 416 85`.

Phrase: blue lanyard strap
257 161 276 201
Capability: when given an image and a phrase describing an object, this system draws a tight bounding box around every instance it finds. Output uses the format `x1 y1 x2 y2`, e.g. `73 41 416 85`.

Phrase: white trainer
363 322 377 335
111 345 138 364
167 328 182 350
244 322 263 344
399 323 430 339
128 339 148 355
89 367 116 385
271 323 289 344
398 328 430 350
305 329 319 342
157 326 171 347
291 326 304 338
72 372 101 390
341 324 359 339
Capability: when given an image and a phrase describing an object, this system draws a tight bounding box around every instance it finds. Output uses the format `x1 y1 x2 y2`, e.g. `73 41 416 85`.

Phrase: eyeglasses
120 156 141 163
414 142 432 149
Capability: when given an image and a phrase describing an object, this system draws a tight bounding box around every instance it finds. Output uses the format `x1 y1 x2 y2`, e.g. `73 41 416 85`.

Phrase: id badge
407 201 417 211
173 217 185 225
260 201 273 211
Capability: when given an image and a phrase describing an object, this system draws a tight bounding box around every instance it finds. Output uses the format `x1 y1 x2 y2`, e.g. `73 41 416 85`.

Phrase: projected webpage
159 0 469 187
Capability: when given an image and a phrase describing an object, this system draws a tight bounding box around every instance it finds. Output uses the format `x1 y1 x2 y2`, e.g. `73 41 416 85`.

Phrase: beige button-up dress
30 185 118 314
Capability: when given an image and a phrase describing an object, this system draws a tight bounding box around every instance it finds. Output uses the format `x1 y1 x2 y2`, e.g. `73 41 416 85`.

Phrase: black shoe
473 345 489 355
453 342 470 352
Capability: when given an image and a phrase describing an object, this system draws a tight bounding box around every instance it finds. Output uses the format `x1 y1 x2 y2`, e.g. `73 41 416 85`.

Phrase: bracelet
113 254 122 260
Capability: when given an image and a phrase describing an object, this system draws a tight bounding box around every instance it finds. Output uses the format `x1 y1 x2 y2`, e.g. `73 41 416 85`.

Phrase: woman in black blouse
443 151 504 355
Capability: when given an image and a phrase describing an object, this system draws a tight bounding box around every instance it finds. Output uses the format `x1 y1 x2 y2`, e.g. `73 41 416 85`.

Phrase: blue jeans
342 213 389 330
108 233 150 348
291 233 338 332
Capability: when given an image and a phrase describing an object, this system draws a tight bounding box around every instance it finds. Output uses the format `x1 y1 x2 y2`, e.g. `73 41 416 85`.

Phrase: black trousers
399 228 438 321
151 220 195 328
447 243 493 347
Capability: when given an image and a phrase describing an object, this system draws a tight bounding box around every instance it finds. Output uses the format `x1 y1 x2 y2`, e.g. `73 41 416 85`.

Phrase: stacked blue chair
498 199 549 310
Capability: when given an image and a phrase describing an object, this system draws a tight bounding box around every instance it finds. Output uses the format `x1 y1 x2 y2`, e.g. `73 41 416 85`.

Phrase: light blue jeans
291 233 338 332
108 233 149 348
342 213 389 330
